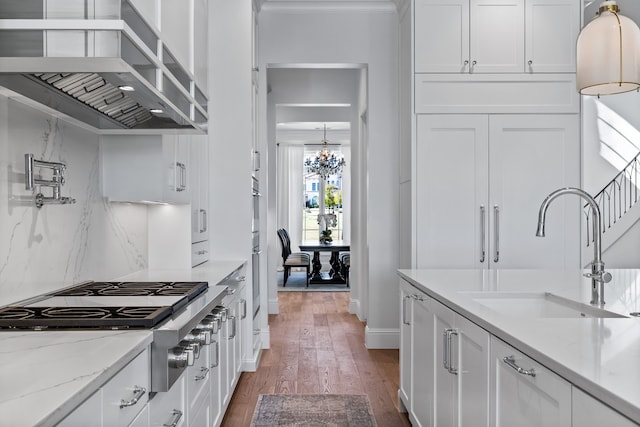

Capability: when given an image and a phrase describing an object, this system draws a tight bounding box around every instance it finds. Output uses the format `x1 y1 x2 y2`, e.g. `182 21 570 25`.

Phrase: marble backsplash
0 96 148 306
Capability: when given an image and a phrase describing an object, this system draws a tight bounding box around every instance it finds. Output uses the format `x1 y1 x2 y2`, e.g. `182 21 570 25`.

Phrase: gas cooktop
0 281 209 330
0 305 173 330
52 281 208 299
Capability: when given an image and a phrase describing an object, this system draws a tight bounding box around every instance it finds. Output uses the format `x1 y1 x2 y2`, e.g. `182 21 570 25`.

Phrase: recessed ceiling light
118 85 135 92
149 109 164 114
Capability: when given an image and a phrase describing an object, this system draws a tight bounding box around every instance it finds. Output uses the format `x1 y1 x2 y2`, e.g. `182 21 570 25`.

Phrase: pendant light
576 0 640 96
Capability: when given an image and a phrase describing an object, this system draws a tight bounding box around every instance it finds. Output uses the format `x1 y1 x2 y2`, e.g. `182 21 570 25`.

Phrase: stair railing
585 153 640 246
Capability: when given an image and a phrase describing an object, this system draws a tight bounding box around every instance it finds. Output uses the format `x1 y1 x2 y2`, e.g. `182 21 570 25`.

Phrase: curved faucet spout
535 187 610 305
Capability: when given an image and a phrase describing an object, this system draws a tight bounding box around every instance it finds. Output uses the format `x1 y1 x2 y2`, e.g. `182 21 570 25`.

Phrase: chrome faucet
535 187 611 306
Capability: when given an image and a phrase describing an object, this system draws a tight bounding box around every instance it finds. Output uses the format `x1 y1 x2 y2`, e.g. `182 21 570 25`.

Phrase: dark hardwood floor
220 291 411 426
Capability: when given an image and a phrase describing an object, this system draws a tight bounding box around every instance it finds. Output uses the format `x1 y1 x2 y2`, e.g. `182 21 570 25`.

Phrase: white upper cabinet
525 0 579 72
415 0 578 73
470 0 524 73
101 134 191 204
415 0 470 73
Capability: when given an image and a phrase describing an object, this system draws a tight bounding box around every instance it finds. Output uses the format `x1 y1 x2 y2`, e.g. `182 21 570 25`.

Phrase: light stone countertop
0 260 246 427
398 268 640 424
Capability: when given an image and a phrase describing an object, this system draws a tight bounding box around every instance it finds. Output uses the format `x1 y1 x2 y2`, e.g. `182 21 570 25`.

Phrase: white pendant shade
577 1 640 96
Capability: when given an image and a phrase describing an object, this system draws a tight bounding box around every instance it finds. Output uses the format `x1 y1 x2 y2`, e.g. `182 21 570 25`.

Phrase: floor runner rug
250 394 378 426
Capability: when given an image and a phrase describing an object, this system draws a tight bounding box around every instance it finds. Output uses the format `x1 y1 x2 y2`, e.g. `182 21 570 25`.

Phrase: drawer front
103 348 150 427
128 404 149 427
490 336 571 427
149 373 186 427
415 73 579 114
187 342 211 410
191 240 209 267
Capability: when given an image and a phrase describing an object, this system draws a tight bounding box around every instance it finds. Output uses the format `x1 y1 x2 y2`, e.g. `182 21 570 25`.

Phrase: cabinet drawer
128 404 149 427
192 240 209 267
149 372 186 427
490 336 571 427
103 348 150 427
187 343 210 410
414 73 579 114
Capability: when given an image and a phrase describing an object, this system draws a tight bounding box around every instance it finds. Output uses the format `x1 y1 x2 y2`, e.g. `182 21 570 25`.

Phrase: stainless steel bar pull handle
194 366 210 381
503 355 536 377
443 328 458 375
210 340 219 368
493 205 500 263
228 315 237 339
480 205 486 263
164 409 183 427
241 298 247 319
119 385 146 408
442 329 450 371
402 295 410 326
448 329 458 375
199 209 207 233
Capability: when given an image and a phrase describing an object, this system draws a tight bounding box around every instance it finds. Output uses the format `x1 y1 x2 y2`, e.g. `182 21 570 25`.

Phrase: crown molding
260 1 398 13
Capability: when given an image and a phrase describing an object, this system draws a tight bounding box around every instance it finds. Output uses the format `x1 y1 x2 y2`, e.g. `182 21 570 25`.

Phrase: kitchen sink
461 292 627 319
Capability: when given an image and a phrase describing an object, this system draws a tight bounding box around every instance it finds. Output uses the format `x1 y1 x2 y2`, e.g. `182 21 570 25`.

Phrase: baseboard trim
260 326 271 350
349 297 361 318
242 347 262 372
364 326 399 349
268 297 279 314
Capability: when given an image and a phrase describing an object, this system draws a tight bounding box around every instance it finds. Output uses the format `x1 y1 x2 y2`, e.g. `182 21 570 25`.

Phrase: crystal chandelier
304 124 346 178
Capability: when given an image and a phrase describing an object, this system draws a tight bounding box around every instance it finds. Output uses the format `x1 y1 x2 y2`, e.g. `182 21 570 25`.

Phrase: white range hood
0 1 207 133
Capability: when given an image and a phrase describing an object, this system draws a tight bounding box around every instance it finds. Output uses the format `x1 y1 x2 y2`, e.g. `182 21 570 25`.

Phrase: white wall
0 96 148 306
258 5 400 347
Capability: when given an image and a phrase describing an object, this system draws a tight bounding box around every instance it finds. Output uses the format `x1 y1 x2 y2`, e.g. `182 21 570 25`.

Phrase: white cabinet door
416 115 489 269
416 114 580 270
412 292 435 427
399 280 413 410
470 0 524 73
433 300 456 427
488 115 580 269
432 298 490 427
101 135 190 204
456 314 490 427
209 332 222 427
149 373 186 427
525 0 579 73
415 0 469 73
572 387 638 427
190 135 209 245
490 336 571 427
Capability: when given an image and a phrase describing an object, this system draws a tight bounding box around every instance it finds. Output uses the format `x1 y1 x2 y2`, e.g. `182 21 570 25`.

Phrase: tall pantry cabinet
411 0 582 271
405 0 582 424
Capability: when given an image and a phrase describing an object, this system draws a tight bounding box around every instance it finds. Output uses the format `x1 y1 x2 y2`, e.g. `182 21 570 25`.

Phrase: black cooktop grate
52 281 208 299
0 305 173 330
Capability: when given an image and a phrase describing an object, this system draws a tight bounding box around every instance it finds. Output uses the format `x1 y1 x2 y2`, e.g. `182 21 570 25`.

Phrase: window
302 172 343 240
